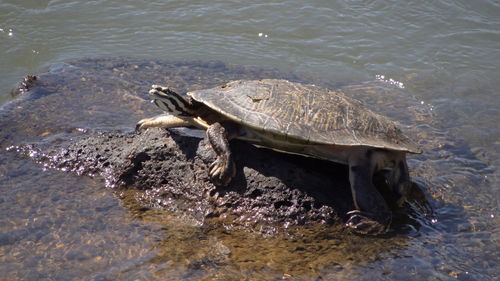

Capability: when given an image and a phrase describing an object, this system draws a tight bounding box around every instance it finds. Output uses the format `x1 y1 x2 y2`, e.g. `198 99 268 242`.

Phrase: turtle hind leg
392 154 413 207
346 150 392 235
206 122 237 186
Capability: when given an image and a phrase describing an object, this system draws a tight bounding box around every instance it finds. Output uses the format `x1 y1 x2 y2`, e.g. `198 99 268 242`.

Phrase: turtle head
149 85 199 117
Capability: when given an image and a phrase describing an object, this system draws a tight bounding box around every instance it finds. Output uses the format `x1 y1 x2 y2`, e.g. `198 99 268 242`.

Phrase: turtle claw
209 156 236 186
135 118 149 131
345 210 390 235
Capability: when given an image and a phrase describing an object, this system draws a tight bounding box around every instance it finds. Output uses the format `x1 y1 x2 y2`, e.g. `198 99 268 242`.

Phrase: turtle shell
188 79 420 153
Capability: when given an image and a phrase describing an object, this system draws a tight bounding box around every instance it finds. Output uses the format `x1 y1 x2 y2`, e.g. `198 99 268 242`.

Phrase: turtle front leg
346 150 392 235
136 114 193 130
206 122 236 186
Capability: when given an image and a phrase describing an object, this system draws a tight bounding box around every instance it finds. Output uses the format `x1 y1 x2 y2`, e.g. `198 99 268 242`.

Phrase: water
1 0 499 280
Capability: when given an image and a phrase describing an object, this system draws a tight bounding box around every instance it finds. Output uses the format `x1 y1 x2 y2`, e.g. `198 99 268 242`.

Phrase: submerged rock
2 57 427 233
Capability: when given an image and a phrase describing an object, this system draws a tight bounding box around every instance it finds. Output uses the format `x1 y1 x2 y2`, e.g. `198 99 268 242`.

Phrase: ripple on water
0 0 499 277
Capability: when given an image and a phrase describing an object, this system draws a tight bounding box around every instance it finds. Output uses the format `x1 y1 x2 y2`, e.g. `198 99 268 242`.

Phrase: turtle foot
209 156 236 187
345 210 391 235
136 117 152 131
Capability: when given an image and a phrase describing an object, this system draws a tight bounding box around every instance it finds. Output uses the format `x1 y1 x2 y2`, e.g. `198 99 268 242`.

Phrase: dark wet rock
18 127 351 230
10 75 38 97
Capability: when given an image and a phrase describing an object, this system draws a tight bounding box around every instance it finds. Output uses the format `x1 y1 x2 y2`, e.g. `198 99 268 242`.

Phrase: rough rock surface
21 127 355 230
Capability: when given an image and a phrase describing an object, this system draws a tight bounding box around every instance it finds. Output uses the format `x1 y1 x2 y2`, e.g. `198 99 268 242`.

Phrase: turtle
136 79 421 234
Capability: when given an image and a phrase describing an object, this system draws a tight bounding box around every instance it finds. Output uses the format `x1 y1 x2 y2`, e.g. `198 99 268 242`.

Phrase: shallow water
1 1 499 280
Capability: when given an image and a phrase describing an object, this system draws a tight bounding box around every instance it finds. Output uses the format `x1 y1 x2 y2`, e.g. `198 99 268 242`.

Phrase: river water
1 0 499 280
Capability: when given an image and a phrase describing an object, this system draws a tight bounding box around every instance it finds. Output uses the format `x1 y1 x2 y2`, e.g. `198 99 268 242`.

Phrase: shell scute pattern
188 79 419 153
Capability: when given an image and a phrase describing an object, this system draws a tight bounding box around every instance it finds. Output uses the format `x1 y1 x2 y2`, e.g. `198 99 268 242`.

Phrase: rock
10 75 38 97
17 127 352 232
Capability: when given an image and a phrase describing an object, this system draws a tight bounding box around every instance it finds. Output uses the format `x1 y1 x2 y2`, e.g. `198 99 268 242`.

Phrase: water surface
1 1 499 280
